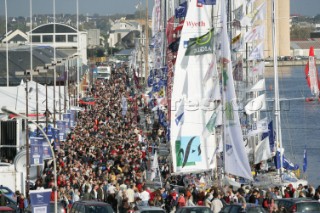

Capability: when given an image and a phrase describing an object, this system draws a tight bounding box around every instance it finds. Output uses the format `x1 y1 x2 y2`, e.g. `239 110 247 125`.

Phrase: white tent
0 80 67 115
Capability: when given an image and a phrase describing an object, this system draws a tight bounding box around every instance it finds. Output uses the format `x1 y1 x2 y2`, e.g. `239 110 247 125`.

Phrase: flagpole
144 0 149 86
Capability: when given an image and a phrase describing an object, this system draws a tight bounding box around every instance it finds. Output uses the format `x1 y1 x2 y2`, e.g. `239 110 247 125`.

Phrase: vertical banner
52 128 60 151
63 113 71 133
29 189 52 213
29 137 44 166
67 109 77 128
56 120 66 141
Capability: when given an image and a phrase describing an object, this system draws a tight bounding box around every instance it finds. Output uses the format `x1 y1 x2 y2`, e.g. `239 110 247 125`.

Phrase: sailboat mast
272 0 283 173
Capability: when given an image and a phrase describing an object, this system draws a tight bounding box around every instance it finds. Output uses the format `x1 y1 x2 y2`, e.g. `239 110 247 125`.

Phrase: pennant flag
175 1 188 18
249 79 265 92
175 99 185 126
254 137 272 164
245 93 266 115
240 1 266 26
248 42 264 60
232 33 243 51
185 28 215 56
252 61 265 75
203 53 218 83
202 110 217 137
197 0 216 5
244 25 265 43
251 2 266 24
303 146 307 173
234 4 244 21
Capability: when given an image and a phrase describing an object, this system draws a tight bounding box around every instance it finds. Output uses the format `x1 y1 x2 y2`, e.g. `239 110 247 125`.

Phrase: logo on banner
175 136 202 167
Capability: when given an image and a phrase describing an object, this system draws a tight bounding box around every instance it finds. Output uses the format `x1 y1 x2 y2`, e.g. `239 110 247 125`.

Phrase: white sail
221 0 253 181
170 0 214 174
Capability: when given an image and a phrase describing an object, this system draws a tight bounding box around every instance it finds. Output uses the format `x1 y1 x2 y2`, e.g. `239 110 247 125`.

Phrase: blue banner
52 128 60 151
29 137 44 166
303 146 307 173
67 110 77 128
274 151 299 171
29 189 51 213
56 120 66 141
63 113 71 133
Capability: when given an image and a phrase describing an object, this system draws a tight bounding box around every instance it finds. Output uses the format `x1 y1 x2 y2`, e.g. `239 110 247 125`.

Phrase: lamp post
1 106 58 213
5 0 9 86
76 0 80 106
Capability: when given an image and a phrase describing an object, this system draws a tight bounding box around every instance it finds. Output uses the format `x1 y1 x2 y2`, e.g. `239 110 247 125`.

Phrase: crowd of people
25 63 320 213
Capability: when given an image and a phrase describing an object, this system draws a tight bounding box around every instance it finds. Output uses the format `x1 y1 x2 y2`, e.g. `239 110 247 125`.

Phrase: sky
0 0 319 17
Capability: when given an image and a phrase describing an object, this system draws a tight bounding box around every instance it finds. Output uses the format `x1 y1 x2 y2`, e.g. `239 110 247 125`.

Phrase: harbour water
265 65 320 187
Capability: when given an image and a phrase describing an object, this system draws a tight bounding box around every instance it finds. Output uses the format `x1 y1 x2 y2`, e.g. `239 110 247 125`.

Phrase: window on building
43 35 53 42
68 35 77 42
31 35 41 42
56 35 66 42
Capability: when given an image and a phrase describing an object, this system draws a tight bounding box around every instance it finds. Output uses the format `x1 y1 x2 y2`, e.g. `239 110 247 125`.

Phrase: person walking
211 192 223 213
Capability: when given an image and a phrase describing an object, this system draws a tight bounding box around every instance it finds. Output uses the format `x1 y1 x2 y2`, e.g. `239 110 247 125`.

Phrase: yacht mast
272 0 283 175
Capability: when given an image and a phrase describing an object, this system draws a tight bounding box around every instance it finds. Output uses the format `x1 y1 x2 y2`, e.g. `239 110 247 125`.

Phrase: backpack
262 198 270 209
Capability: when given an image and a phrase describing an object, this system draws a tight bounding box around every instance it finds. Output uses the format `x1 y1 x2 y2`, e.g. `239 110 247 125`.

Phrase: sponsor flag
185 28 214 56
248 42 264 60
303 146 307 173
254 137 272 164
221 0 252 181
245 93 266 115
175 1 188 18
247 117 269 136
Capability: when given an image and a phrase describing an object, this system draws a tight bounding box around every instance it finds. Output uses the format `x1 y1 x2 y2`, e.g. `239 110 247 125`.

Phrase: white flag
244 25 265 43
245 93 266 115
252 2 266 23
247 117 269 136
254 137 272 164
248 42 264 60
221 0 253 181
249 79 265 92
203 53 218 83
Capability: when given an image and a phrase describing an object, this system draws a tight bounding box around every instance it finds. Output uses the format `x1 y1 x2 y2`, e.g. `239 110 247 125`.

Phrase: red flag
174 20 185 34
166 16 175 44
